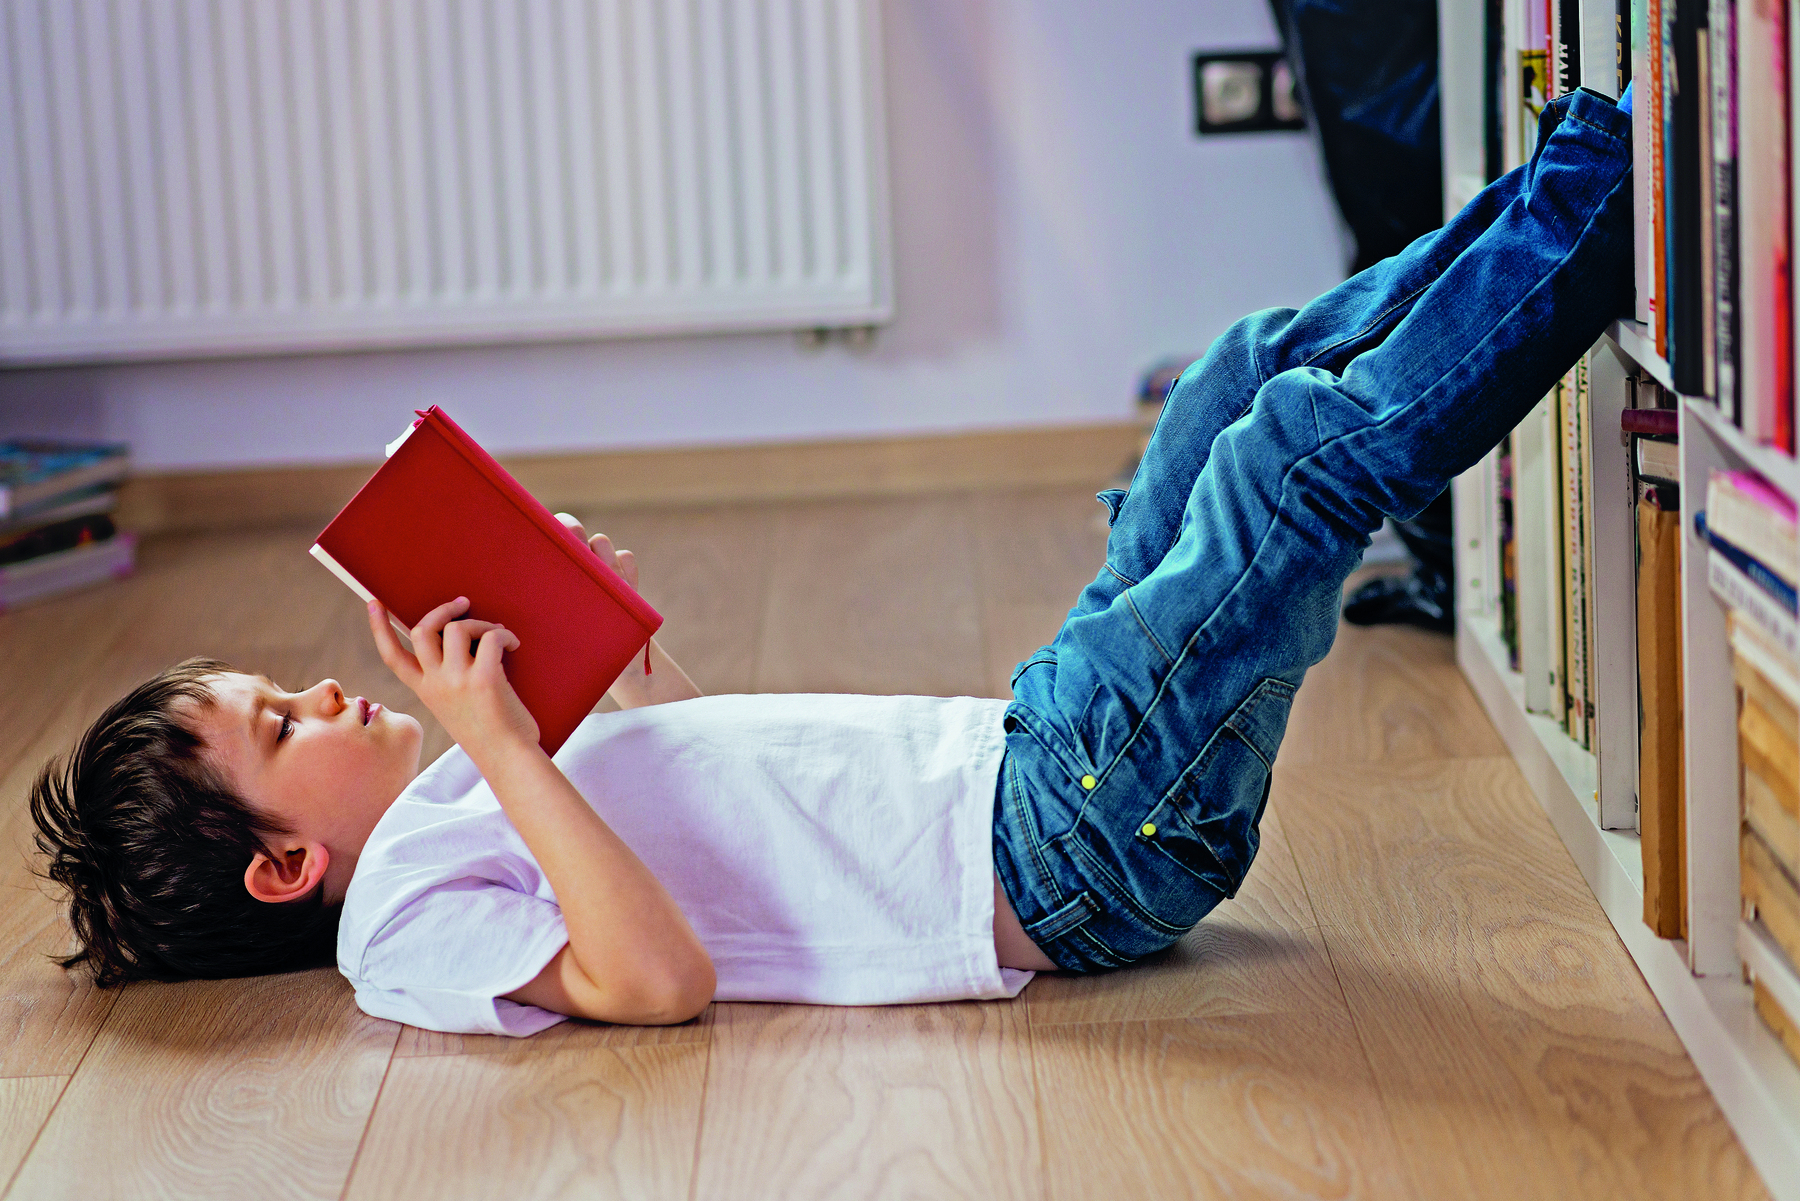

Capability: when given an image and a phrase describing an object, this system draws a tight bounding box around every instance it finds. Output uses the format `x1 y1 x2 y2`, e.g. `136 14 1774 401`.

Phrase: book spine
1711 549 1800 651
1561 371 1590 739
1707 482 1800 581
1652 0 1669 353
1701 22 1720 400
1544 391 1568 724
1781 0 1797 451
1714 0 1742 419
1579 356 1601 748
1708 524 1800 607
1637 0 1657 323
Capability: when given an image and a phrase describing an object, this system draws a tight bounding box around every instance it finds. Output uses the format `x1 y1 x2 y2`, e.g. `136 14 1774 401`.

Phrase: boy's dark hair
29 657 340 986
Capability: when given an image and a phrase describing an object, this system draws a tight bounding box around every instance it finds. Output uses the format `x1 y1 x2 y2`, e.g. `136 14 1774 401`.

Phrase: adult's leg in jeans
1001 91 1633 970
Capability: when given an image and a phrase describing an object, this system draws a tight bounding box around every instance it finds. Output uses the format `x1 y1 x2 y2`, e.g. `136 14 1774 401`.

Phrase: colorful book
1634 0 1656 323
1737 0 1793 448
1707 469 1797 583
1701 510 1798 608
0 441 129 520
1578 356 1600 747
1710 0 1739 418
0 485 116 540
0 533 136 611
1638 495 1684 937
1636 437 1681 483
312 407 664 755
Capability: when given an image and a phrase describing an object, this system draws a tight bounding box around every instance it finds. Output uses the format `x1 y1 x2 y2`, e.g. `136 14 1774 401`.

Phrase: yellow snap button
1080 774 1097 790
1140 823 1157 838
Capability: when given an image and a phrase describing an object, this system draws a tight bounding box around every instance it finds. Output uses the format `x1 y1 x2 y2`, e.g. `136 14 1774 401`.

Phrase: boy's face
189 671 424 903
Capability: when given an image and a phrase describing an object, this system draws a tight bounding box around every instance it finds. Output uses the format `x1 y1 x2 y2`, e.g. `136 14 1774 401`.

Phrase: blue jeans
993 89 1633 972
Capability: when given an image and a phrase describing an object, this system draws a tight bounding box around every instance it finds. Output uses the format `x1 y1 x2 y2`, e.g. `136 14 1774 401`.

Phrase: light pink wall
0 0 1344 471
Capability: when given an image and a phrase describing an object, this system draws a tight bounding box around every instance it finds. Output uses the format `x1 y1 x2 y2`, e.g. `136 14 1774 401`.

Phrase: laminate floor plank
9 970 398 1201
693 1000 1040 1201
1280 619 1505 766
968 488 1108 699
753 495 987 698
1025 804 1337 1027
0 1077 65 1194
394 1008 710 1057
343 1042 708 1201
1276 757 1767 1201
1032 1010 1414 1201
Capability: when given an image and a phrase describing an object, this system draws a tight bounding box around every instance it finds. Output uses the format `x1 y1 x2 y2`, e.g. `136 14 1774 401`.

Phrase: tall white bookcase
1440 1 1800 1194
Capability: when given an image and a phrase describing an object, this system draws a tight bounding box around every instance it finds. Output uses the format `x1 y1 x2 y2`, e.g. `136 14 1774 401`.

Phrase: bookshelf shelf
1684 397 1800 501
1607 318 1676 393
1459 611 1800 1198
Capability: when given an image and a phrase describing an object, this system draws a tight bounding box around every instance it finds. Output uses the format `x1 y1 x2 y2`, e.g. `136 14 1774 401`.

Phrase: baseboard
116 421 1143 535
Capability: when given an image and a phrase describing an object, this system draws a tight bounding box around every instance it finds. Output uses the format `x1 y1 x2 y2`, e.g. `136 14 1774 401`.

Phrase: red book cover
311 407 662 754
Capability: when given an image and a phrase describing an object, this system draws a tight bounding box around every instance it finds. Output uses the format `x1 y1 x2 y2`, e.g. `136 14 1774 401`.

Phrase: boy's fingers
472 624 518 670
587 532 615 562
367 603 421 683
412 597 470 667
615 548 638 590
445 619 507 662
555 512 586 542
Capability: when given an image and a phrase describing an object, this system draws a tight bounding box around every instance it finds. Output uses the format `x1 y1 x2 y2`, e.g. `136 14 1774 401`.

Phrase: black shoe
1342 568 1454 634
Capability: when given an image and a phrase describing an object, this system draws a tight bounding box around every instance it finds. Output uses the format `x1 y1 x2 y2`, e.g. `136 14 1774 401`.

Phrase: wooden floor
0 483 1771 1200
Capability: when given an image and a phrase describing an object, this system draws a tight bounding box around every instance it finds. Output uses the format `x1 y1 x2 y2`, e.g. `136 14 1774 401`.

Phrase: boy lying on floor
28 88 1633 1035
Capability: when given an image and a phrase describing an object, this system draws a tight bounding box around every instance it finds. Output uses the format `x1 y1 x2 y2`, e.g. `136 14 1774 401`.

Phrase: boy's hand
555 513 638 592
368 597 540 752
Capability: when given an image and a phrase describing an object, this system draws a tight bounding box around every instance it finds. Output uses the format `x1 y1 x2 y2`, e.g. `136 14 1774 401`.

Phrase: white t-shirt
337 693 1031 1035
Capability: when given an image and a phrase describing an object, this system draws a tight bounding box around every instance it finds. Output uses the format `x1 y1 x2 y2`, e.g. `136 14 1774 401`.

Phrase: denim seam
1122 589 1175 665
1064 825 1190 936
1082 162 1631 783
1004 755 1068 922
1563 111 1626 142
1296 277 1437 373
1104 562 1138 588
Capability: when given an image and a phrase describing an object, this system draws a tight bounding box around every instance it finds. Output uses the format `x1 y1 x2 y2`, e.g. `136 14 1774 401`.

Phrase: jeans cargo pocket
1143 678 1295 901
1095 488 1128 527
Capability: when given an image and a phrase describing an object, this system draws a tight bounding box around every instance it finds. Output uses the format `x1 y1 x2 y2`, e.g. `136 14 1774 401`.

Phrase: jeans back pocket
1144 678 1295 899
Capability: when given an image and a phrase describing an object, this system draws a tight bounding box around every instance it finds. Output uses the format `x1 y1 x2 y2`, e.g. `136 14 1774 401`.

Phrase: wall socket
1192 50 1305 135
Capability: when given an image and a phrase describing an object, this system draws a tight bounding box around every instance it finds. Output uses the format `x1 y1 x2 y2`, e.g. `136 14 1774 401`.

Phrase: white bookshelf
1440 1 1800 1194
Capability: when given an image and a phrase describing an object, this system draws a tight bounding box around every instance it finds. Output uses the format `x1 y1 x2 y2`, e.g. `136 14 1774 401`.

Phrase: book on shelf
1636 435 1682 483
1499 433 1520 670
1735 635 1799 879
1741 825 1800 1068
1707 469 1797 583
1736 0 1792 449
1559 361 1595 746
1709 0 1739 421
1639 488 1685 938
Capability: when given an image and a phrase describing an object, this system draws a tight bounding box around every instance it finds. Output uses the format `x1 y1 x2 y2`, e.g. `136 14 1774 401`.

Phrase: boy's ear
243 843 330 904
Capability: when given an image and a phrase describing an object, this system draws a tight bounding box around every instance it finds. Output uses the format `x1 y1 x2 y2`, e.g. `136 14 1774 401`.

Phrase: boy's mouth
358 697 379 725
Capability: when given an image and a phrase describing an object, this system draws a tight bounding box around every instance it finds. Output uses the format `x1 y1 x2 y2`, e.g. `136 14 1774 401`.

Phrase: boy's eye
278 713 294 742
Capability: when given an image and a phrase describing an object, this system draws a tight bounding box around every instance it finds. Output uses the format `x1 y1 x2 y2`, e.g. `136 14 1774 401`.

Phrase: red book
311 407 662 753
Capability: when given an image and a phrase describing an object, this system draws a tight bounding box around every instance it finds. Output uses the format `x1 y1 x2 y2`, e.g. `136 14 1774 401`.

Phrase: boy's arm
553 514 703 710
369 598 715 1025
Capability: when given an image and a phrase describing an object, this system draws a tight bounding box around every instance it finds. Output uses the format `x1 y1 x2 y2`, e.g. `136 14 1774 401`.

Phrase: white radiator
0 0 890 366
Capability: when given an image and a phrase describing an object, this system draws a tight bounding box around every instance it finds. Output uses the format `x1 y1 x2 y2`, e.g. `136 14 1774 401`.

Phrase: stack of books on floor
1698 468 1800 1066
0 440 135 610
